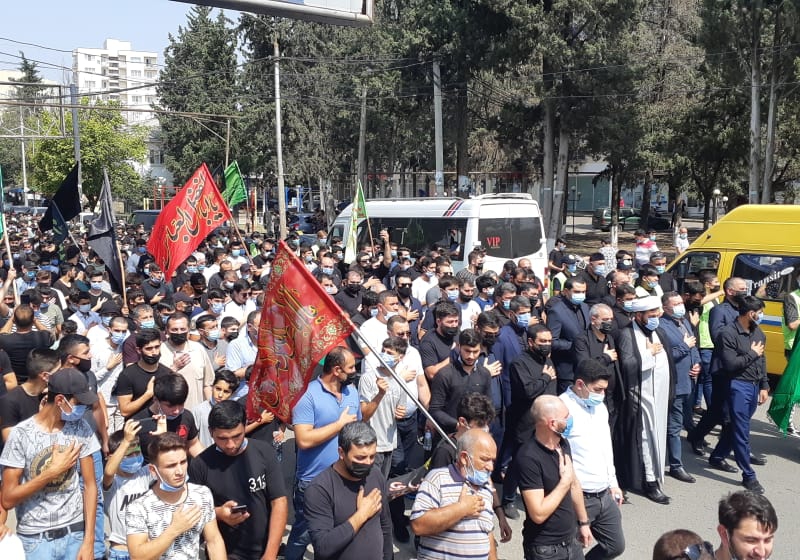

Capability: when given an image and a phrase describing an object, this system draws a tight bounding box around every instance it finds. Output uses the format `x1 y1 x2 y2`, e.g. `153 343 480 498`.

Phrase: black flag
87 170 123 293
39 165 81 232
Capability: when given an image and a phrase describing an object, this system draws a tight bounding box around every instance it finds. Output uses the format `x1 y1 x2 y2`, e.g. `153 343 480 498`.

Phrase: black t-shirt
0 332 52 383
0 350 13 396
132 407 198 463
304 465 393 560
516 437 576 545
0 385 41 435
114 363 172 417
334 288 362 318
188 439 287 557
429 434 457 469
418 330 455 370
141 280 174 304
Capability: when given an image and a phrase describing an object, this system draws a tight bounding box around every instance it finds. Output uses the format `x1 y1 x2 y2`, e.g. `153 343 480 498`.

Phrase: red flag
247 241 355 423
147 163 231 280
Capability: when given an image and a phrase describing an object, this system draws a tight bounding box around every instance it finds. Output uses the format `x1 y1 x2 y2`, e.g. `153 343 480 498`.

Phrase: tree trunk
640 169 653 231
548 123 569 241
542 96 555 229
761 3 781 204
454 82 470 196
610 170 620 247
748 0 763 204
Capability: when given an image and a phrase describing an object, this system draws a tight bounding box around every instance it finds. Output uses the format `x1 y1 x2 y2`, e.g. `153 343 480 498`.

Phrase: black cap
99 300 121 315
589 252 605 262
48 368 98 405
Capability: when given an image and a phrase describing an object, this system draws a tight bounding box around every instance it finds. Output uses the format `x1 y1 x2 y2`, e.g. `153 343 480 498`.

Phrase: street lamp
712 188 721 224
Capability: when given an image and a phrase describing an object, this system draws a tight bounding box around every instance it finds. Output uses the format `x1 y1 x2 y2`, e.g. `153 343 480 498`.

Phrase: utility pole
433 60 444 197
225 118 231 169
357 81 368 193
274 39 288 240
69 83 83 208
19 110 28 200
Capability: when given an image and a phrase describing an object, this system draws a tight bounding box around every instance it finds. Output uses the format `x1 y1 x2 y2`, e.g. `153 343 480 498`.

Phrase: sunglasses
670 541 715 560
397 283 412 288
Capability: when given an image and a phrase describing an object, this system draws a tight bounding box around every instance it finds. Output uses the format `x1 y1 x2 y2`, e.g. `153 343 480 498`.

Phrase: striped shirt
410 464 494 559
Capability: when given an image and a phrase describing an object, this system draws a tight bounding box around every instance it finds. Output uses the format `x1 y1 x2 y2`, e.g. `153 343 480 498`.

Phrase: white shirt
560 387 618 493
220 298 256 327
91 337 125 405
68 310 101 335
458 300 482 330
412 275 438 305
674 235 690 253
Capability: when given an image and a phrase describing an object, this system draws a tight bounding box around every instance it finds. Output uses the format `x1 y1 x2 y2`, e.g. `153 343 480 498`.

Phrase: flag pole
229 217 256 268
350 324 455 450
115 239 128 310
1 230 18 307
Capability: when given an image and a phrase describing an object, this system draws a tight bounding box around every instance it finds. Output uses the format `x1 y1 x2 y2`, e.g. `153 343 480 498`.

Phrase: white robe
633 323 670 484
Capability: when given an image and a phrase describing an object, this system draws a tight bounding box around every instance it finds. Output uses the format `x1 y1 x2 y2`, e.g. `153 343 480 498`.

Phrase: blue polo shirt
293 378 362 482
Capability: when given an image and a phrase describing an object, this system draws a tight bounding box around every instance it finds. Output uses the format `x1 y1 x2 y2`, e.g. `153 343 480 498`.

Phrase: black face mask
482 334 497 347
76 357 92 373
533 344 552 357
441 326 459 340
225 332 239 342
598 320 614 334
345 460 372 479
458 293 472 303
169 333 188 346
142 353 161 365
345 284 362 295
396 286 412 299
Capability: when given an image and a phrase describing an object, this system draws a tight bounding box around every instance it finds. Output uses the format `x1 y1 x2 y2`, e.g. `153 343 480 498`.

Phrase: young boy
103 420 151 560
0 348 61 442
193 370 238 449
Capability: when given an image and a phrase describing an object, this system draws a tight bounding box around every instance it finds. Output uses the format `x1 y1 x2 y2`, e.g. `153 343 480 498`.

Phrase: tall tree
157 6 240 183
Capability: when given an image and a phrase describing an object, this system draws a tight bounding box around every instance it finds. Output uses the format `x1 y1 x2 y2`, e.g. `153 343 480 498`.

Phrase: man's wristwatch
578 520 591 527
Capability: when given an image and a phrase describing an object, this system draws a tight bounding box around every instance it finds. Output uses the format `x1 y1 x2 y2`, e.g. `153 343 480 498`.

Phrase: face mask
321 267 334 275
486 287 495 297
390 250 397 258
567 265 577 273
647 280 659 289
654 265 666 274
534 343 552 357
211 302 224 314
60 400 87 422
558 244 566 251
593 265 606 276
120 455 144 474
40 303 49 312
446 289 459 302
570 293 586 305
558 415 574 438
370 308 379 318
335 252 344 259
649 235 657 241
231 249 242 257
346 284 361 294
318 238 328 246
442 326 459 339
645 317 660 330
482 333 497 347
379 352 396 368
101 316 112 327
138 247 147 254
465 455 490 487
304 255 314 263
142 353 161 365
621 259 633 267
598 320 614 334
345 460 372 479
223 281 234 290
25 272 36 281
198 264 207 271
679 233 687 239
241 274 250 281
672 304 686 319
186 266 198 274
169 333 188 346
111 331 129 345
325 286 336 295
140 318 156 329
623 300 634 312
584 392 605 408
425 271 435 278
79 304 91 313
154 466 187 493
753 311 764 325
502 300 511 310
152 276 165 286
225 331 239 342
397 286 412 298
76 357 92 373
384 310 399 320
91 282 103 291
516 312 531 329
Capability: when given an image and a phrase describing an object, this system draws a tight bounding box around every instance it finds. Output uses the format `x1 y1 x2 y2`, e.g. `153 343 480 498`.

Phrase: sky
0 0 198 82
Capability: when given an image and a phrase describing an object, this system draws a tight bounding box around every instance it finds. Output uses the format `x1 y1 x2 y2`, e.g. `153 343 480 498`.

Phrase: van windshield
478 217 543 259
357 217 468 259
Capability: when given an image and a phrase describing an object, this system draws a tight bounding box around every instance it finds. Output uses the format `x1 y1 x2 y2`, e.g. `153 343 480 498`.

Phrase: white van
330 193 548 276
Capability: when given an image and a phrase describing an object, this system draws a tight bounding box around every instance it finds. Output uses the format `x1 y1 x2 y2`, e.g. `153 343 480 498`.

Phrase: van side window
358 218 468 258
732 254 800 301
478 217 543 259
671 251 720 294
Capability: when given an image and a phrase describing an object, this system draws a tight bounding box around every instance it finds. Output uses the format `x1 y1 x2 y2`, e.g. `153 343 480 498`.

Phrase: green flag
768 343 800 433
345 180 368 263
223 161 247 208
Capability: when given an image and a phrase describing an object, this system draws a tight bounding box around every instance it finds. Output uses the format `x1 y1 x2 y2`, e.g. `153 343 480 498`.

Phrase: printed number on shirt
249 474 266 492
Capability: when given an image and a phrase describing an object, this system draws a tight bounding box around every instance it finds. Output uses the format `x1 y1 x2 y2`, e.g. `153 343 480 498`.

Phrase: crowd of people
0 211 784 560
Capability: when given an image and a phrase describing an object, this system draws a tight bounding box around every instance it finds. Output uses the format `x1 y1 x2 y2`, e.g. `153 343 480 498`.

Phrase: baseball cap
48 368 98 405
98 301 121 315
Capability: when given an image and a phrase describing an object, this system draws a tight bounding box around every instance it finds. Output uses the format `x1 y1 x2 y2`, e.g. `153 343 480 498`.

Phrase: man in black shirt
708 296 769 494
116 329 172 418
429 329 493 434
335 270 365 318
304 422 392 560
516 395 592 560
0 304 54 383
418 301 460 380
576 253 610 306
189 400 288 560
0 348 60 441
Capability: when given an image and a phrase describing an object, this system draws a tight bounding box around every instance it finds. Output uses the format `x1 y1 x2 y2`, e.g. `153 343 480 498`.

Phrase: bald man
411 429 498 559
513 395 592 559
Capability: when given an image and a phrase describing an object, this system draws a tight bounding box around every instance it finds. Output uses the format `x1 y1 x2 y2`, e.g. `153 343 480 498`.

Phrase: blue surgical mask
516 312 531 329
486 288 495 297
321 267 334 275
446 289 459 302
232 249 242 257
40 303 49 312
570 293 586 305
655 265 666 274
754 311 764 325
79 304 91 314
567 265 577 273
211 302 224 314
672 304 686 319
60 400 87 422
380 352 396 368
186 266 198 274
584 392 605 408
140 319 156 329
623 300 634 312
647 280 659 289
370 308 379 317
502 300 511 310
101 316 112 327
593 265 607 276
111 331 129 345
91 282 103 291
207 328 221 341
559 415 574 438
154 466 188 493
120 455 144 474
466 455 491 487
646 317 660 330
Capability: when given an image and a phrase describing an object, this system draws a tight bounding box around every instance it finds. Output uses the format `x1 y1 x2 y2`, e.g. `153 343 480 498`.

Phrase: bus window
357 217 468 258
732 254 800 301
670 251 720 293
329 224 344 244
477 217 543 259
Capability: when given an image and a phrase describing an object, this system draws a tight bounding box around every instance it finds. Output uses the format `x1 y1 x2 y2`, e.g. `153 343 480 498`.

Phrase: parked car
592 207 671 231
130 209 161 230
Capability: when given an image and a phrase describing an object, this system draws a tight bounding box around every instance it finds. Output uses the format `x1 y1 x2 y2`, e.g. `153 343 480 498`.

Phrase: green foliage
30 99 148 205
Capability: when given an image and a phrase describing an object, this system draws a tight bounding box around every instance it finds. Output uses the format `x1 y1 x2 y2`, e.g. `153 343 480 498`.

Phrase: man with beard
335 270 366 318
419 301 461 380
160 313 214 411
546 278 591 394
613 295 676 505
394 270 423 347
715 491 777 560
304 422 392 560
